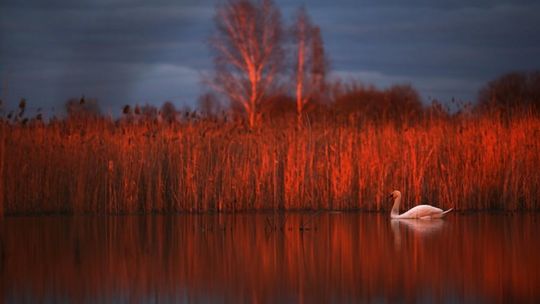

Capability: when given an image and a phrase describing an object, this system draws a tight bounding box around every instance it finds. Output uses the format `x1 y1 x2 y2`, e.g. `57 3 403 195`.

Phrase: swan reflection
391 218 445 247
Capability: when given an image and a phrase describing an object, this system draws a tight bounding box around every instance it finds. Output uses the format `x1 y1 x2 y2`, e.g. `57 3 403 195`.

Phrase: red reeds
0 110 539 215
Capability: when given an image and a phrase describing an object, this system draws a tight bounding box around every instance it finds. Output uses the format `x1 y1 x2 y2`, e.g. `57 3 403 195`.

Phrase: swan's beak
387 193 393 200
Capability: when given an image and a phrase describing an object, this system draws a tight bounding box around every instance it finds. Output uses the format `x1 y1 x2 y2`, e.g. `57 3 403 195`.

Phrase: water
1 213 539 303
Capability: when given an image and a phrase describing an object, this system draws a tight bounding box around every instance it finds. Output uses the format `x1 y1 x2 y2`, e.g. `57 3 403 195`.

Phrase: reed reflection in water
1 213 539 303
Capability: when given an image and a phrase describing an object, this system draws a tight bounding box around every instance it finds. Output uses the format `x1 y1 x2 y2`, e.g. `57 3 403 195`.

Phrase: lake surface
2 213 539 303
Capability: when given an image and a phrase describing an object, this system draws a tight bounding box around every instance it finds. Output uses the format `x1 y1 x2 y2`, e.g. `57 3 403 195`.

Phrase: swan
388 190 453 219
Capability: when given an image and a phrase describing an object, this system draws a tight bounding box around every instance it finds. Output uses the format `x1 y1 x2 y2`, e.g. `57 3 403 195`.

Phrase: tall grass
0 111 539 214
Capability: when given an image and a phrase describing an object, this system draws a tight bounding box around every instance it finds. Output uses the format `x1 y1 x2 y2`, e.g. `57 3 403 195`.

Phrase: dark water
1 213 539 303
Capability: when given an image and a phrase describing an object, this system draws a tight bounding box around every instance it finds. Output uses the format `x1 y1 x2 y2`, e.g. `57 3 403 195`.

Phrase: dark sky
1 0 539 114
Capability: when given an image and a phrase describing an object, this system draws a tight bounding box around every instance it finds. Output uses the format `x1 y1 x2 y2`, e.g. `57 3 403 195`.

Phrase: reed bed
0 111 539 214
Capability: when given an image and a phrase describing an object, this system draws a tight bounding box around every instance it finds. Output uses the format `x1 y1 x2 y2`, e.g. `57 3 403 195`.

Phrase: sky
1 0 540 114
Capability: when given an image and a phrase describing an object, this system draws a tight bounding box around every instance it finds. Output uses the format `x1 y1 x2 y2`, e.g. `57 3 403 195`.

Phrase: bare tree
477 71 540 114
292 7 328 125
210 0 284 128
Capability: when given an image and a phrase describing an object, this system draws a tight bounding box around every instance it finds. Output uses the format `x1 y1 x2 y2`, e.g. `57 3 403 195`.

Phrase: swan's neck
391 196 401 218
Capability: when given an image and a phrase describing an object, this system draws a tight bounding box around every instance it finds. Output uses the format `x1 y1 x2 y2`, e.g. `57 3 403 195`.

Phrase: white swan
388 190 453 219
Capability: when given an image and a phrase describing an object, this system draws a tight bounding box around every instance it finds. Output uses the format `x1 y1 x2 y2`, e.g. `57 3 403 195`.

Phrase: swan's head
388 190 401 200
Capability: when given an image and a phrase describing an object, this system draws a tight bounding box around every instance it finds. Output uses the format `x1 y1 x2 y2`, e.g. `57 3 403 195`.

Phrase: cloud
1 0 540 112
0 0 214 111
129 63 204 106
310 1 540 101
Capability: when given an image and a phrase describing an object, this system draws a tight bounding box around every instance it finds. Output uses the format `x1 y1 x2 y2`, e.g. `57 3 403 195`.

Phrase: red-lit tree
292 7 328 125
210 0 284 128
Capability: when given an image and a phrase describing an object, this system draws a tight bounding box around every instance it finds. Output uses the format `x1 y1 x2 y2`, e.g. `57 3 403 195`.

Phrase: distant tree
260 93 296 120
331 80 423 123
332 81 381 115
65 96 102 119
385 84 423 122
140 104 159 120
160 101 178 123
477 71 540 113
292 7 328 124
198 92 223 117
210 0 284 128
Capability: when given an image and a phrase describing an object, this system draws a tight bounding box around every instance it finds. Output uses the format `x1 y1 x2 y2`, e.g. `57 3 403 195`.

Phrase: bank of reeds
0 111 539 214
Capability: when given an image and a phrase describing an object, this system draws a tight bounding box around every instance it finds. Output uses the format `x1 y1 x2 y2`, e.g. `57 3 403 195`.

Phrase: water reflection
391 218 445 247
1 213 539 302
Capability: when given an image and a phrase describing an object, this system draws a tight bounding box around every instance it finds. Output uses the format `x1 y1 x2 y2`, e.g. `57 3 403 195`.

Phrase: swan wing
397 205 444 219
427 208 453 219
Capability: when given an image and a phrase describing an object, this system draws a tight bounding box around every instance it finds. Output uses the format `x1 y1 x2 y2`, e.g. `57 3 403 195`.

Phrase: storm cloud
1 0 539 113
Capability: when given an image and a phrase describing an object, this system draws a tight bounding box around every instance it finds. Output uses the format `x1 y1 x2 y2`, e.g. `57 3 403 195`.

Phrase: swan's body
389 190 453 219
